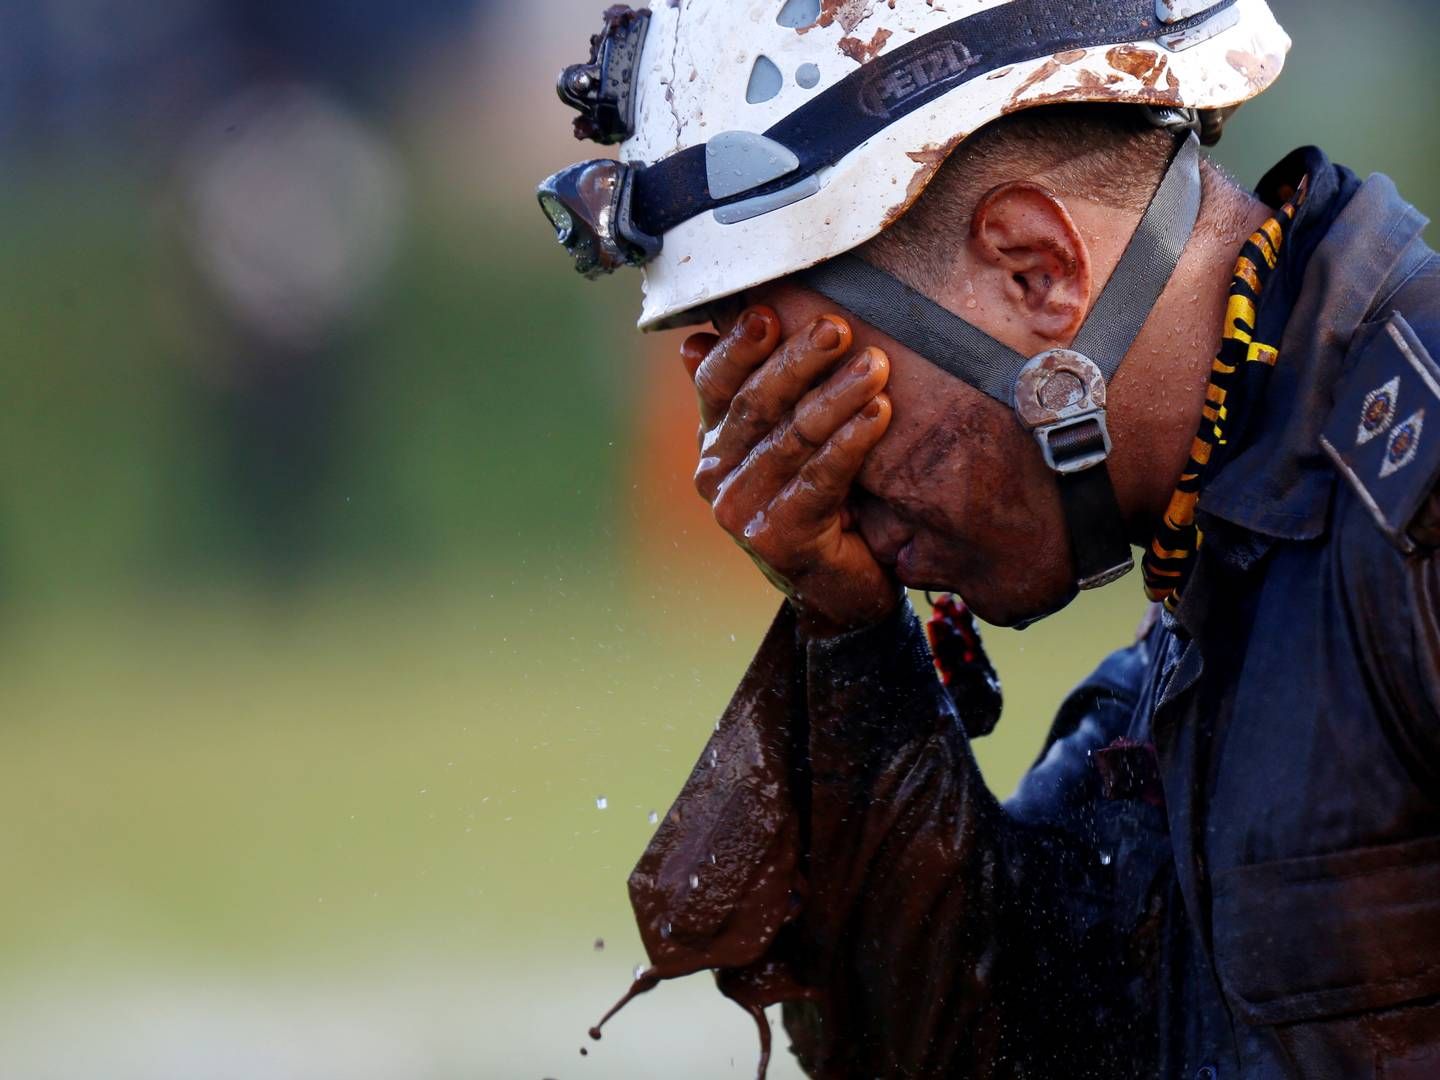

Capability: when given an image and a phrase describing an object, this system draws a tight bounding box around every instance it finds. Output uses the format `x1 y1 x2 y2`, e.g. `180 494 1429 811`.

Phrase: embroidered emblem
1380 409 1424 478
1356 376 1399 445
1319 313 1440 553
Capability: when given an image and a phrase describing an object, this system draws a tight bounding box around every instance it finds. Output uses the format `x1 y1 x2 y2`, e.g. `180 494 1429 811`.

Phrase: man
539 2 1440 1076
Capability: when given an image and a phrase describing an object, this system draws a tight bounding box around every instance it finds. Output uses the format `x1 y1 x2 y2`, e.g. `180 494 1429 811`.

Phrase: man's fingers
776 392 892 527
707 314 853 469
691 307 779 426
680 333 717 380
731 347 889 495
726 315 852 438
681 332 719 451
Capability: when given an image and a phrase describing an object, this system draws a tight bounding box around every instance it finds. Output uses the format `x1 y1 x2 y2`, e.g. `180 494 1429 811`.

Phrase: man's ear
969 182 1093 345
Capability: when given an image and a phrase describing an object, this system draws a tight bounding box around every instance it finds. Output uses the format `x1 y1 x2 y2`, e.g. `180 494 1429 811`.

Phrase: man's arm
631 597 1160 1078
786 596 1011 1077
628 305 1165 1076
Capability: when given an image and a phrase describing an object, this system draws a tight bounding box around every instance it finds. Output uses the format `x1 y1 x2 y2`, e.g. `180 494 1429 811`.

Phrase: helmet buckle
1013 349 1113 474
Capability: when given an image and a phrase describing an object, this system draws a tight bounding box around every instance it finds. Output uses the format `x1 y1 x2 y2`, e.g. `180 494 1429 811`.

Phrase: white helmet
538 0 1289 330
538 0 1291 597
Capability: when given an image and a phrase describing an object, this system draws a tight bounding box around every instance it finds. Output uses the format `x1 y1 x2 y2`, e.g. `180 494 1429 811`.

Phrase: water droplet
595 796 608 810
648 810 659 825
689 872 700 889
1099 852 1113 866
661 921 673 939
634 963 647 980
709 852 717 864
708 748 719 767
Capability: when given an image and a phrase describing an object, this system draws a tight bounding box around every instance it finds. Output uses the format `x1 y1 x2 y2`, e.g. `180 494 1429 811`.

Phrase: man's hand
681 306 898 637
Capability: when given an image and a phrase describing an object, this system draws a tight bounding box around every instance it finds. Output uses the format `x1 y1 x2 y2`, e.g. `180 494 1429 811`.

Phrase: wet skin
680 301 899 637
680 172 1274 631
683 287 1075 632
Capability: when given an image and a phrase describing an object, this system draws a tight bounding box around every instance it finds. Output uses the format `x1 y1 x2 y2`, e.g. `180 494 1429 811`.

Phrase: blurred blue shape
0 0 488 148
233 0 485 88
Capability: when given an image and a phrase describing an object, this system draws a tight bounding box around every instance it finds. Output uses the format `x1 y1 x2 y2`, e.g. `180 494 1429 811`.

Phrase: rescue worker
538 2 1440 1076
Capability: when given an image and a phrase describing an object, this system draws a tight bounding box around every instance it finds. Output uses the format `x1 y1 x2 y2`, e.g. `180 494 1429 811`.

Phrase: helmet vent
746 55 784 104
776 0 820 30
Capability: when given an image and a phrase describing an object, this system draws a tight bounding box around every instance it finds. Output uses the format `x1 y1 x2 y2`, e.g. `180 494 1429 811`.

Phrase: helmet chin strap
796 131 1203 593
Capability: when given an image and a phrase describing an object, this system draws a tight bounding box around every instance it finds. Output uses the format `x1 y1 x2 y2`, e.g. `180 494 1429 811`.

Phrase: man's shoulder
1320 263 1440 555
1377 245 1440 344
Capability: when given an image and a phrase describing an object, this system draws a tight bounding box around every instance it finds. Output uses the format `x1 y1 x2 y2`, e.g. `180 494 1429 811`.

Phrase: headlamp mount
557 6 651 146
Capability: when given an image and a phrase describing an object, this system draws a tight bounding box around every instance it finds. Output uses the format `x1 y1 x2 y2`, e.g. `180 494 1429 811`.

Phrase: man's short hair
862 105 1188 293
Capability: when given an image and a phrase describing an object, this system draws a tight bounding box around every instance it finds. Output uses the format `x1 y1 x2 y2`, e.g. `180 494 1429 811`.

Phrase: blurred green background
0 2 1435 1078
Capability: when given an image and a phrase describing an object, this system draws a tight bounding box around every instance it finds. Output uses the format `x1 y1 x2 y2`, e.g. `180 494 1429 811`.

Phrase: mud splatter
905 141 956 169
1105 44 1174 90
1227 50 1280 92
838 26 892 64
1001 72 1182 115
881 133 965 228
818 0 876 32
1055 48 1087 64
1007 58 1061 103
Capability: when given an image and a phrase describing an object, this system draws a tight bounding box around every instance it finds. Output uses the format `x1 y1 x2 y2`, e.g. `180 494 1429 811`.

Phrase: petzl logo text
858 41 978 117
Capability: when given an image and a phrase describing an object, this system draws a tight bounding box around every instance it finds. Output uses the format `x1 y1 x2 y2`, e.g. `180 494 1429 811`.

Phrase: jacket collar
1197 155 1430 543
1169 151 1431 636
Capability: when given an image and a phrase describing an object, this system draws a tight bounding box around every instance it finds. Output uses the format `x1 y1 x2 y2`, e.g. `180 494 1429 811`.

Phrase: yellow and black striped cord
1142 180 1309 610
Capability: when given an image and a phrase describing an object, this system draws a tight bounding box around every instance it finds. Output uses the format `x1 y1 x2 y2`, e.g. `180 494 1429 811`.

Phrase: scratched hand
682 306 900 637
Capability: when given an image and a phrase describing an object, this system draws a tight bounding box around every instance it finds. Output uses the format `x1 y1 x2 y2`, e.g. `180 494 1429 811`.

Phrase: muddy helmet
538 0 1291 597
539 0 1289 329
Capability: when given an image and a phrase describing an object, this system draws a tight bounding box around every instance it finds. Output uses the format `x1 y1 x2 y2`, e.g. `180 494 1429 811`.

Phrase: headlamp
536 159 660 279
537 6 660 277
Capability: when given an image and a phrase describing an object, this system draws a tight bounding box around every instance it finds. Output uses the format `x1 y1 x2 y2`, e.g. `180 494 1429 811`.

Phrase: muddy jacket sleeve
628 597 1154 1079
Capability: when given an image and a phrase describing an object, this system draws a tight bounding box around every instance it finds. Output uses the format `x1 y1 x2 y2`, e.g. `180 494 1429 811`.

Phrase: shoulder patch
1321 313 1440 553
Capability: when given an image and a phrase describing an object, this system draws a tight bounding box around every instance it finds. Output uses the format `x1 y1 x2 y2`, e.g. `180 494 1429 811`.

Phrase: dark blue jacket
1005 159 1440 1078
626 162 1440 1079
